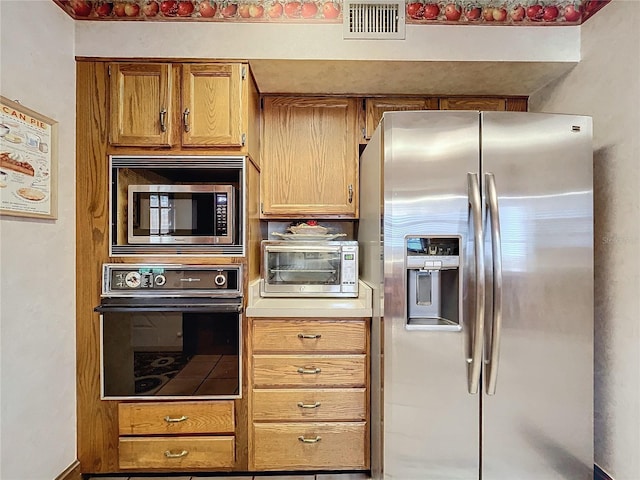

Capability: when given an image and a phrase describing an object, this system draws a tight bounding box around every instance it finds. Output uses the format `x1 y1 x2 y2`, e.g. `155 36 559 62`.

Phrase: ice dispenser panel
406 236 461 331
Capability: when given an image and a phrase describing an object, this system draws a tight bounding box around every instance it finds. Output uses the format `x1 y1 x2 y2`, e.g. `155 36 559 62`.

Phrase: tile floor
87 473 370 480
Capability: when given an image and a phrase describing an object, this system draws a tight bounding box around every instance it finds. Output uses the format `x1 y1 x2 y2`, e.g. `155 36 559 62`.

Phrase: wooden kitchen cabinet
439 96 528 112
260 96 360 218
109 63 173 146
363 96 528 143
118 401 235 471
364 97 439 139
109 62 247 149
248 317 370 471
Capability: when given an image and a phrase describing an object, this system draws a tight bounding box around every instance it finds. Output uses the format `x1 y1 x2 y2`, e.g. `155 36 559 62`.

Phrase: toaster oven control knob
214 273 227 287
124 271 141 289
154 274 166 287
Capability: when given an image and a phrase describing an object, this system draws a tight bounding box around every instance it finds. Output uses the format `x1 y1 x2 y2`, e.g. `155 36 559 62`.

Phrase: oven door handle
94 304 243 314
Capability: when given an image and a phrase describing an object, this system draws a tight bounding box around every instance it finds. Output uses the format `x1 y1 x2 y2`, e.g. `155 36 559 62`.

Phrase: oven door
96 298 242 400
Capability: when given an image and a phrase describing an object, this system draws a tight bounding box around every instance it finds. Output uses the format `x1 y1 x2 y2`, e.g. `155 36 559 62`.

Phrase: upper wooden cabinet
109 63 173 146
109 62 248 149
439 96 528 112
260 96 360 219
365 97 438 139
181 63 244 147
363 96 527 142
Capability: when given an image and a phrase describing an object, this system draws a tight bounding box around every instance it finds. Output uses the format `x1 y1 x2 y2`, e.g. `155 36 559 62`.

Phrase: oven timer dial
214 273 227 287
124 271 141 288
154 274 166 287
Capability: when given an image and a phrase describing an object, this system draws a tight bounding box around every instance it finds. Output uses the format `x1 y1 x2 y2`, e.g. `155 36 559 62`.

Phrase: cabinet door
181 63 243 147
365 97 438 139
109 63 172 146
261 97 359 218
439 97 507 111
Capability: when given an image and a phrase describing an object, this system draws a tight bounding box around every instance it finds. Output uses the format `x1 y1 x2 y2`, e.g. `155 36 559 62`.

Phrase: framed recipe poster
0 96 58 219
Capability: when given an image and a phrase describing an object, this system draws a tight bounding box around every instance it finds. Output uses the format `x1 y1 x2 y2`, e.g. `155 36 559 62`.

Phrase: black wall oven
96 264 243 400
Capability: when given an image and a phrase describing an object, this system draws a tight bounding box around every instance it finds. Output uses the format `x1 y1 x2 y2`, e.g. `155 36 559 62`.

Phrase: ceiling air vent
343 0 406 40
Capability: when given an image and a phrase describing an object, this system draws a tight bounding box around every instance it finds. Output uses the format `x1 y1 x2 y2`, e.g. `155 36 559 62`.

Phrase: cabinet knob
297 401 321 409
348 184 354 204
298 435 322 443
183 108 190 132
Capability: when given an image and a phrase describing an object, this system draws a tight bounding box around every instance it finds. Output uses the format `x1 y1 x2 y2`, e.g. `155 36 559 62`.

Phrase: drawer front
119 436 235 469
252 319 366 353
252 355 366 388
252 422 367 470
119 401 235 435
253 388 366 421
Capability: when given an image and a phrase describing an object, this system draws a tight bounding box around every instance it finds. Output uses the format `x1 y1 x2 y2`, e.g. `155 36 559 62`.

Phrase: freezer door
481 112 593 479
380 111 481 479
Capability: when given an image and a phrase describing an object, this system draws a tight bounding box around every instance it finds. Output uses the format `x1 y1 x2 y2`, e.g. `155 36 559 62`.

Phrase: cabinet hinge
241 66 246 80
241 133 246 146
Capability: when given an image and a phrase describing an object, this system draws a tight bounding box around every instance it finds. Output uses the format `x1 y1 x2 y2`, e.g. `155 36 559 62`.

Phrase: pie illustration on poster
0 96 58 219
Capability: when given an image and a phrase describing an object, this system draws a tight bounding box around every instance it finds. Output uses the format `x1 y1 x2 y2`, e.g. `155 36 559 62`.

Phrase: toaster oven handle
265 245 342 253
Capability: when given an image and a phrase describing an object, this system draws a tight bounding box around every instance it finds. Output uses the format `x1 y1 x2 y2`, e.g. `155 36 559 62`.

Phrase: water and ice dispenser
405 236 462 331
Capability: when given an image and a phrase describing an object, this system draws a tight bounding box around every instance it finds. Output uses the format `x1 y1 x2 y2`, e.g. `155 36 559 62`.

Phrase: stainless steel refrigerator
358 111 593 479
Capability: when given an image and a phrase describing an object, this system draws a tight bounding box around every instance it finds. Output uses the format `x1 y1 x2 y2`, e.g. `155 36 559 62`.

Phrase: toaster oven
260 240 359 297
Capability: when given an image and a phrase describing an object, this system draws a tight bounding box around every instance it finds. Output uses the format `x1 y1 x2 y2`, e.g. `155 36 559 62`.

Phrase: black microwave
128 184 235 245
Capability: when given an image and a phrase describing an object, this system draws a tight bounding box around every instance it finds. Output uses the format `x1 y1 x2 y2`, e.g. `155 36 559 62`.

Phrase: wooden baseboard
595 464 614 480
55 460 82 480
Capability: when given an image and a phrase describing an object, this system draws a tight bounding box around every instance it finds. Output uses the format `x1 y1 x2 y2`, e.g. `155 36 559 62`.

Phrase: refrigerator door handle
485 172 503 395
467 172 485 395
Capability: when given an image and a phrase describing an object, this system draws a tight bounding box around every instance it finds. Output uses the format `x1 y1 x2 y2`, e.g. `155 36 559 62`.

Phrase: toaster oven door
261 243 357 297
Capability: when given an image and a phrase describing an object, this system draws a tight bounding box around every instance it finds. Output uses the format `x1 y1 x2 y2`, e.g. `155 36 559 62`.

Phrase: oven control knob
214 273 227 287
124 271 141 288
154 274 166 287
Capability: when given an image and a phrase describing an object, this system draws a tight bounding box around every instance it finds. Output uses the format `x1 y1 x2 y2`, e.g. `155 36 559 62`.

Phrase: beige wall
529 2 640 479
0 2 77 479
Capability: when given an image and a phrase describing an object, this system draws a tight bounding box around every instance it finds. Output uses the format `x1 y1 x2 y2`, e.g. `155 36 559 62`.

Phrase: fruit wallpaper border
54 0 609 24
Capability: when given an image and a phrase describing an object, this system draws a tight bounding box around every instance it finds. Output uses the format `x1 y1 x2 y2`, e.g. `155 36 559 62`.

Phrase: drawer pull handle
297 367 321 374
297 401 321 409
164 415 188 423
164 449 189 458
298 435 322 443
298 333 322 339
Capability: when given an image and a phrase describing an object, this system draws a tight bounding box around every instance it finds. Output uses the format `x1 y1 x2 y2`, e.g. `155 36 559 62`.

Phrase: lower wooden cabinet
118 400 235 470
252 422 367 470
119 436 235 469
252 388 366 422
249 317 370 471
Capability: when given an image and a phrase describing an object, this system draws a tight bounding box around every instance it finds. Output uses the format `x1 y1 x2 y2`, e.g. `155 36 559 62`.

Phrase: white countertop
245 279 372 318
